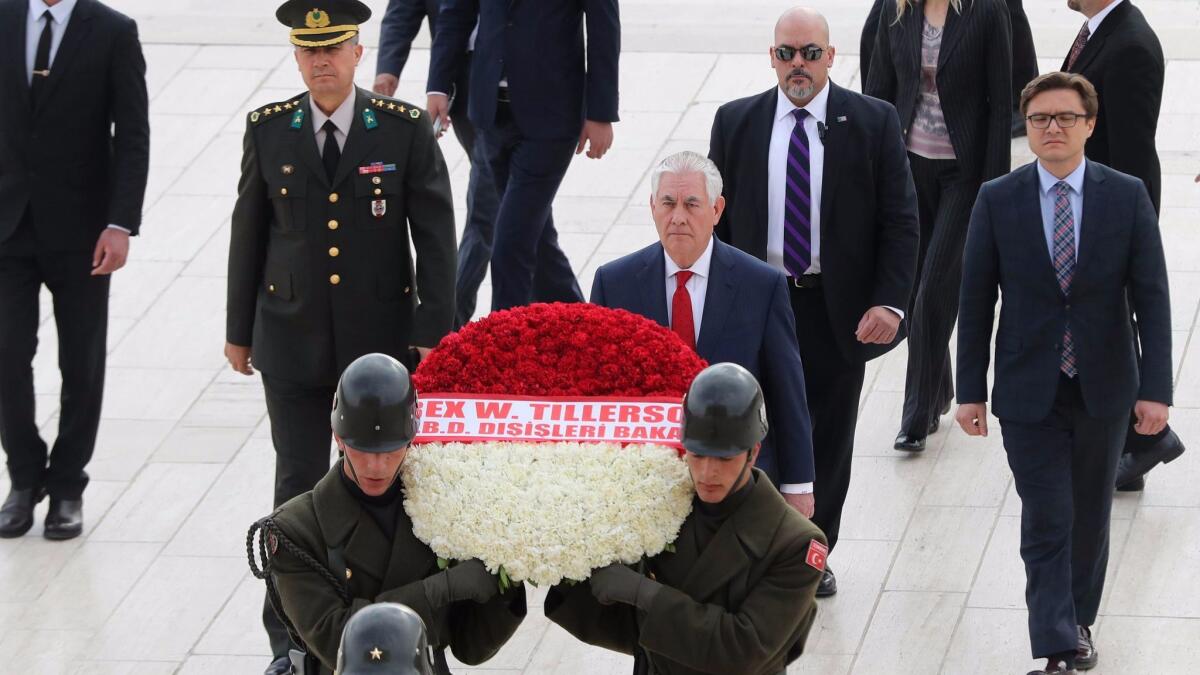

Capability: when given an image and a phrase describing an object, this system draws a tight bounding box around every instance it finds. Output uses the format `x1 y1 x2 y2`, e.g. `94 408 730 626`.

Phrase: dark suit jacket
709 83 920 363
1063 1 1164 213
227 89 457 386
271 462 526 672
866 0 1012 184
0 0 148 251
376 0 439 78
957 161 1172 423
545 469 825 675
427 0 620 140
861 0 1036 105
591 239 815 486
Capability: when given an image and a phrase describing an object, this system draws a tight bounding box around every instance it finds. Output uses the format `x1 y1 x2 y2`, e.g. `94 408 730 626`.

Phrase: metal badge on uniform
836 116 847 123
372 199 387 218
805 539 828 572
290 107 305 130
362 108 378 130
358 162 397 175
281 164 294 175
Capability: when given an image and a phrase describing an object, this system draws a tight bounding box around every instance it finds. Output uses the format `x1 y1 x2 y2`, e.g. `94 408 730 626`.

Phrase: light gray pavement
2 1 1199 673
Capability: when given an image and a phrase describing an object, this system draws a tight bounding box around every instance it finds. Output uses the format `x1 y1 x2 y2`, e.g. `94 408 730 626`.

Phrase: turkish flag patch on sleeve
805 539 828 572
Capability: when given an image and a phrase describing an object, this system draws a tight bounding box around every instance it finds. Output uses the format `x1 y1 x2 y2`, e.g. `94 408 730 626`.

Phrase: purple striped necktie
783 108 813 277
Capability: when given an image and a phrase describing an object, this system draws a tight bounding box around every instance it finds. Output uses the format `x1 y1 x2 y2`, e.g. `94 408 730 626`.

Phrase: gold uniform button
371 176 382 185
329 247 340 257
268 284 276 292
329 192 339 203
280 188 288 196
330 274 341 285
327 219 339 230
373 188 382 196
345 568 352 580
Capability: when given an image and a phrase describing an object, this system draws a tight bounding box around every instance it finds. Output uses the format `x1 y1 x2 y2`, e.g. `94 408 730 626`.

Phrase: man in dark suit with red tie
1062 0 1180 492
0 0 149 541
957 72 1171 674
709 7 920 597
591 151 816 519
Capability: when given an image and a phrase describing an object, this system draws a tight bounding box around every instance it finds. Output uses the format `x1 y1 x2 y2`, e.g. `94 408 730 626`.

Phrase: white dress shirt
310 91 356 155
664 236 813 495
767 84 827 275
27 0 130 234
1037 159 1086 261
1087 0 1124 37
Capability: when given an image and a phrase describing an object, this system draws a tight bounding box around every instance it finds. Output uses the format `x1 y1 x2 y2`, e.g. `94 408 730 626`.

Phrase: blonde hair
895 0 967 22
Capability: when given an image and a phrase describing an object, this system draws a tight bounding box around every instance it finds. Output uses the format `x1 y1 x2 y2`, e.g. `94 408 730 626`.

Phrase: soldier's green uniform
268 462 526 674
546 364 827 675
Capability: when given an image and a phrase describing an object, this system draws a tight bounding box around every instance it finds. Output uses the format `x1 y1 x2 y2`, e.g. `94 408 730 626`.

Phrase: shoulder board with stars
369 97 422 122
248 96 305 126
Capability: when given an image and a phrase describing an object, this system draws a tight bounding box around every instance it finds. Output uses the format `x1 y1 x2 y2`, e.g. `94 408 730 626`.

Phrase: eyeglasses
1025 112 1091 129
774 44 826 62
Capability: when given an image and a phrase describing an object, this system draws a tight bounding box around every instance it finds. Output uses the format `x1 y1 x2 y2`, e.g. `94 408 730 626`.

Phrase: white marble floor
2 1 1200 673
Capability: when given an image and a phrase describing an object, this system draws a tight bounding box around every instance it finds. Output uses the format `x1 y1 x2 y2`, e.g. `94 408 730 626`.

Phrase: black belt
789 274 821 289
497 86 511 103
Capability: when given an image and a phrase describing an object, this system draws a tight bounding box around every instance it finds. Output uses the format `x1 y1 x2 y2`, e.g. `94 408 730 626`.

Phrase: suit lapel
1013 164 1061 294
746 89 774 259
1074 161 1107 282
818 83 848 237
1068 1 1129 73
637 245 669 328
696 240 736 357
331 88 383 188
937 0 968 67
7 1 31 110
34 0 94 112
297 94 332 191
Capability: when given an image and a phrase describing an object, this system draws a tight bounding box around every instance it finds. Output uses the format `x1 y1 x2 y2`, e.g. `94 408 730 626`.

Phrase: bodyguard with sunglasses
956 72 1171 675
709 7 919 598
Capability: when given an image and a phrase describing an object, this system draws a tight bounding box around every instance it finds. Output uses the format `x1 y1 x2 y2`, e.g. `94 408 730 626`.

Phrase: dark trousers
477 102 583 312
790 285 866 551
901 154 980 437
1000 374 1126 658
1008 0 1039 103
447 55 502 328
260 373 337 659
0 215 108 500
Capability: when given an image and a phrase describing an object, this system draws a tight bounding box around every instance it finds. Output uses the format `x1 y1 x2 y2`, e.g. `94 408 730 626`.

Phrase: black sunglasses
774 44 826 62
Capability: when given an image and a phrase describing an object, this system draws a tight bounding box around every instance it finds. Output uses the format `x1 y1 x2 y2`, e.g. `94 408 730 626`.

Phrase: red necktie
672 271 696 350
1066 22 1090 70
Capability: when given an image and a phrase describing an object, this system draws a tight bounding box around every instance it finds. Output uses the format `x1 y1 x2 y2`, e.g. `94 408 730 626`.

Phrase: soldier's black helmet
331 354 418 453
336 602 433 675
680 363 768 458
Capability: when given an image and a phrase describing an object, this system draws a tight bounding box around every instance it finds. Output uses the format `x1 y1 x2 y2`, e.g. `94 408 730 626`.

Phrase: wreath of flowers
403 303 708 587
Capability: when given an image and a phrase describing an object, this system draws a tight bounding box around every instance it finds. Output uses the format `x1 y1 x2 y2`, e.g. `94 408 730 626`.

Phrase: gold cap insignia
305 8 331 28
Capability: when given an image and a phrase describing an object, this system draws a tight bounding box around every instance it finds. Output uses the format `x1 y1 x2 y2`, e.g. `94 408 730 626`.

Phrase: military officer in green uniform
224 2 457 672
545 363 828 675
251 354 525 675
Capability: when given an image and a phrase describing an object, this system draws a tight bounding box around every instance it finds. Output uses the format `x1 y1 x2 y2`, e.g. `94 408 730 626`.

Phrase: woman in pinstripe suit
866 0 1012 452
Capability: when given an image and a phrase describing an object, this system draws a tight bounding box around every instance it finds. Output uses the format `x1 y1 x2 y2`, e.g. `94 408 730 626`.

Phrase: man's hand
956 403 989 437
426 93 451 138
576 120 613 159
855 306 900 344
225 342 254 376
91 228 130 276
373 73 399 97
784 492 815 518
1133 400 1169 436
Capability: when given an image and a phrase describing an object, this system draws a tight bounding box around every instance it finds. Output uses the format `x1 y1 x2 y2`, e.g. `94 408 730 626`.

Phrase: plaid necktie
1053 182 1078 377
1066 22 1090 70
783 109 812 276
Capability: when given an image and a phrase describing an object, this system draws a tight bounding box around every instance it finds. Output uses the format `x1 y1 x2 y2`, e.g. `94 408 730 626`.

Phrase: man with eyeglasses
1062 0 1178 494
708 6 919 599
956 71 1171 675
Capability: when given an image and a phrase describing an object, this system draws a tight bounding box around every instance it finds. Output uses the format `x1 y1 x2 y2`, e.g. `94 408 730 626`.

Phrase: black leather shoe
815 567 837 597
894 432 927 452
264 656 291 675
1115 429 1185 488
1115 475 1145 492
0 487 44 538
43 498 83 540
1076 625 1097 670
1027 659 1077 674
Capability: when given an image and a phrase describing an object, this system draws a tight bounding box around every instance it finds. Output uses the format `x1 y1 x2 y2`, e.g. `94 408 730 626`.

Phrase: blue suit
957 160 1171 659
428 0 620 312
591 239 815 486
